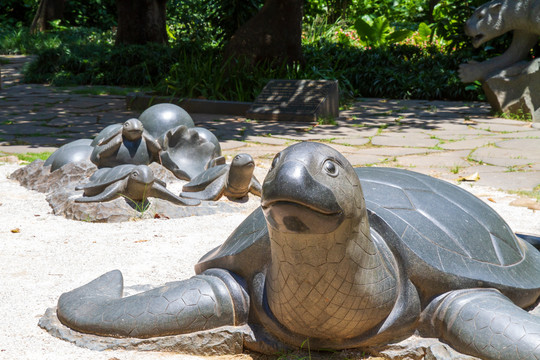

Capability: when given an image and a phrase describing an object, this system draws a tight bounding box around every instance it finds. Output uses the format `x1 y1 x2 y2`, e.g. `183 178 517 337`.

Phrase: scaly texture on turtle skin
53 143 540 360
90 119 162 168
181 153 262 201
75 164 199 206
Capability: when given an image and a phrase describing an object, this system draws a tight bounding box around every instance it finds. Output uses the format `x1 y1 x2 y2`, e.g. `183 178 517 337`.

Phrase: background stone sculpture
75 164 199 206
90 119 162 168
460 0 540 127
44 142 540 360
181 153 261 201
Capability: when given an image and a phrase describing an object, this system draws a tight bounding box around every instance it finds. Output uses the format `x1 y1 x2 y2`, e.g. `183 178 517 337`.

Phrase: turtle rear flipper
181 176 226 201
57 269 249 338
420 289 540 360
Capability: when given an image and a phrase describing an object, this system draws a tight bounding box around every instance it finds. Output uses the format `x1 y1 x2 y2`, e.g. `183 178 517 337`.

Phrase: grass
495 109 533 122
508 186 540 202
0 151 52 163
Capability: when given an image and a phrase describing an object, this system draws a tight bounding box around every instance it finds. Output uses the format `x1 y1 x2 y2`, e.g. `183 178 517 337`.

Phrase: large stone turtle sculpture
54 142 540 360
75 164 199 206
181 153 262 201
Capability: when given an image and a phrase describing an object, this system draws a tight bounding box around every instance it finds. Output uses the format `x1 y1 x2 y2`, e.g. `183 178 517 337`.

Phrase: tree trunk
224 0 303 65
30 0 65 34
115 0 167 45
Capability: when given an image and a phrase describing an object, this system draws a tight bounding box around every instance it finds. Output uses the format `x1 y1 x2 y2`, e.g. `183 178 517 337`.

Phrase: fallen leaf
154 213 170 219
134 239 149 243
456 172 480 182
488 198 496 203
11 228 20 233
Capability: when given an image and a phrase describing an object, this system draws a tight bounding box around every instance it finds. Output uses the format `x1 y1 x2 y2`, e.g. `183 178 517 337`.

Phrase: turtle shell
182 164 229 192
196 167 540 298
357 167 540 296
91 124 122 147
77 164 140 191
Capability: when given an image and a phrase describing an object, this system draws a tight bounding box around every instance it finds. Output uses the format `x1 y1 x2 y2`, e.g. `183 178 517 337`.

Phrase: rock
369 335 479 360
482 59 540 128
0 155 20 164
38 307 245 355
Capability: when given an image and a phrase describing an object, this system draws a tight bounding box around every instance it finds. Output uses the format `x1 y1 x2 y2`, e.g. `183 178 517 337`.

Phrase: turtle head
129 165 154 185
261 142 364 234
122 119 144 141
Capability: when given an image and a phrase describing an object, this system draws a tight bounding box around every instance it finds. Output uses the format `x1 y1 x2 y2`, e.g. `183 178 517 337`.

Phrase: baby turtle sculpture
160 125 222 181
75 164 199 206
90 119 162 168
181 153 262 201
55 142 540 360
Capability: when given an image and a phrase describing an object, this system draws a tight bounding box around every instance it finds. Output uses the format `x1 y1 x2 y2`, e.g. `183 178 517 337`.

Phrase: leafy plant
354 16 413 47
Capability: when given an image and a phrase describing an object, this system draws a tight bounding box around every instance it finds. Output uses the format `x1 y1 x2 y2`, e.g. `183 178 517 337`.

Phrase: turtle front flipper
420 289 540 360
249 177 262 197
147 182 201 206
75 182 124 203
57 269 249 338
181 176 226 201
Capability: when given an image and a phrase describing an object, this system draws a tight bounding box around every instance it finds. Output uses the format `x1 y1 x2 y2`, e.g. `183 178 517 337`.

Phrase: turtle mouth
262 200 344 234
472 33 485 47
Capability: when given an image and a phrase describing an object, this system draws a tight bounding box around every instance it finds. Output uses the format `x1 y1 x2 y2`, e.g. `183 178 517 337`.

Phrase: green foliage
354 16 413 47
63 0 116 29
0 0 37 27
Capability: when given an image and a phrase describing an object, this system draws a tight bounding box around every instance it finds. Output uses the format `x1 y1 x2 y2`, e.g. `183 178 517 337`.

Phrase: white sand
0 163 539 360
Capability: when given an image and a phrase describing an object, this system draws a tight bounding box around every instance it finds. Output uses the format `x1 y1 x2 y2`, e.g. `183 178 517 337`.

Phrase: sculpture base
9 160 256 222
483 59 540 127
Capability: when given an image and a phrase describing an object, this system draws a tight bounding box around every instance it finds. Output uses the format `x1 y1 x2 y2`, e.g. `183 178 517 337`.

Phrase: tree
116 0 167 45
224 0 303 65
30 0 65 34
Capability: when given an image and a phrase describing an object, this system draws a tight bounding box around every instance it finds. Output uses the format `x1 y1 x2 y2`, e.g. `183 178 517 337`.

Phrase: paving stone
371 134 439 148
471 123 533 133
346 154 389 166
457 165 540 191
495 138 540 151
244 135 290 145
470 147 540 167
358 147 438 157
395 150 471 169
0 145 58 153
331 137 370 146
439 137 500 150
220 140 248 150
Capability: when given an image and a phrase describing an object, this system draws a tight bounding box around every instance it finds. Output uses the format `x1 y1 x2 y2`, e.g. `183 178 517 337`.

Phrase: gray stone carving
44 139 94 172
460 0 540 127
160 125 222 180
138 103 195 139
482 59 540 126
90 119 162 168
181 153 262 201
75 164 199 206
46 142 540 360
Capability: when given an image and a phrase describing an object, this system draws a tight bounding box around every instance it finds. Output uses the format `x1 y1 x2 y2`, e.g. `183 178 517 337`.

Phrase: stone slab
395 150 471 169
439 137 499 150
332 137 370 146
246 79 339 122
470 147 540 167
371 134 439 148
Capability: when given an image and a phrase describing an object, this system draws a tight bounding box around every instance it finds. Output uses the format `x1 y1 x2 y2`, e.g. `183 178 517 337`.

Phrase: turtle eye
132 171 139 178
271 153 281 170
234 155 241 160
323 160 339 177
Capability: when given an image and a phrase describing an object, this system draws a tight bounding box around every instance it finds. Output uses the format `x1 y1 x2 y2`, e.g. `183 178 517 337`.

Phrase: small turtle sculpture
54 143 540 360
75 164 199 206
160 125 221 181
90 119 162 168
181 153 261 201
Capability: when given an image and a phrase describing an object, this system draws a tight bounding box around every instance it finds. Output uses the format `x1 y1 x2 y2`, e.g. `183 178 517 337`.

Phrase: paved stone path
1 55 539 193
